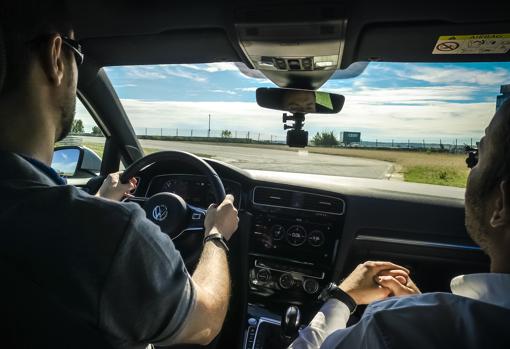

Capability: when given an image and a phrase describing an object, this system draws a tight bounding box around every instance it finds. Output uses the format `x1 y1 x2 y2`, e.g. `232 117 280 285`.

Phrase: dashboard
131 159 489 349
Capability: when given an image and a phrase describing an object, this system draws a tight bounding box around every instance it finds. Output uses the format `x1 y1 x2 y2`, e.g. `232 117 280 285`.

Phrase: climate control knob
256 269 271 283
308 230 325 247
303 279 319 294
286 225 307 246
279 273 294 290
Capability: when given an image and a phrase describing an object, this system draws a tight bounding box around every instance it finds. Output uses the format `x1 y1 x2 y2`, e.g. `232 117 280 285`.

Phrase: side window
53 98 106 178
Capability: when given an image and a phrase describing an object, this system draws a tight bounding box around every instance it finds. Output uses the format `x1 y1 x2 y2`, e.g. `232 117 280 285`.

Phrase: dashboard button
256 269 271 282
308 230 325 247
303 279 319 294
286 225 307 246
279 273 294 289
270 225 286 241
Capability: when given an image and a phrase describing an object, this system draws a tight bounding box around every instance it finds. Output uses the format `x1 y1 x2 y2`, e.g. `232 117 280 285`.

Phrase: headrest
0 24 5 94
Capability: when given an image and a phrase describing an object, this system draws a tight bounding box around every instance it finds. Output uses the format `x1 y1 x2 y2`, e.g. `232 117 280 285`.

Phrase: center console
244 186 345 349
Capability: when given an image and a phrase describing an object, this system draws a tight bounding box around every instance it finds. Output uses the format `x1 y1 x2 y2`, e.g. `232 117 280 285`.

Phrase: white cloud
235 87 258 92
119 90 495 142
181 62 239 73
162 67 207 82
402 66 510 85
211 89 237 95
125 66 166 80
123 65 207 82
327 85 482 105
121 99 278 131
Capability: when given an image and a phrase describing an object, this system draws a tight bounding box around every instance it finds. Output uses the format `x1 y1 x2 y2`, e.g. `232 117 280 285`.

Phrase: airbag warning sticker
432 34 510 54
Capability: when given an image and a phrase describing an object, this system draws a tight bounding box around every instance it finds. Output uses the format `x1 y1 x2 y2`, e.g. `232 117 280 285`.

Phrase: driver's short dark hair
0 1 72 97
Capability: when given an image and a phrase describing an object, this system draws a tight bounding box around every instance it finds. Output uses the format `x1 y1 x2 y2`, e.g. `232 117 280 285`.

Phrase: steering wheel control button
270 225 286 241
308 230 325 247
303 279 319 294
279 273 295 290
286 225 307 246
256 269 271 283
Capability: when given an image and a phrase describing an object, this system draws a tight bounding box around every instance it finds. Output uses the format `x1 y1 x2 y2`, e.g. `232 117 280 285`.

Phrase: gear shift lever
281 305 301 345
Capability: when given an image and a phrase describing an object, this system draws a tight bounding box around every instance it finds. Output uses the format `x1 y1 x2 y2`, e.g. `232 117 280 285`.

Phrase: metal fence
354 138 477 153
133 127 287 143
131 127 477 152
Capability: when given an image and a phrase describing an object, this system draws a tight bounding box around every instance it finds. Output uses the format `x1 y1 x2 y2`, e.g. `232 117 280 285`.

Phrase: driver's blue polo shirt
0 152 196 348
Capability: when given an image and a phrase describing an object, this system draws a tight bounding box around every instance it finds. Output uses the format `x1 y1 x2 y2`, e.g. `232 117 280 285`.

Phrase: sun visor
235 20 347 89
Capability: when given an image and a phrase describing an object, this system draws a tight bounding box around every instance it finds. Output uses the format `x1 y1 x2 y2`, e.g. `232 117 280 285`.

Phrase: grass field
82 142 160 158
305 147 469 188
79 141 469 188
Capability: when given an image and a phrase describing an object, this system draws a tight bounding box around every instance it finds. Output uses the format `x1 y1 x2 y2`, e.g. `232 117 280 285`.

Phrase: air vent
303 194 344 214
253 187 293 207
253 187 345 215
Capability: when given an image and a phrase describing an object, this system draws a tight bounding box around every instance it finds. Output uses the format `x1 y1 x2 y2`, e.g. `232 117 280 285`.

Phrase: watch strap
319 283 357 314
203 232 230 252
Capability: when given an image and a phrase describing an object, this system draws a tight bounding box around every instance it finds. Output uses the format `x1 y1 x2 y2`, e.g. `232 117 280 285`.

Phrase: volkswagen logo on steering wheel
152 204 168 222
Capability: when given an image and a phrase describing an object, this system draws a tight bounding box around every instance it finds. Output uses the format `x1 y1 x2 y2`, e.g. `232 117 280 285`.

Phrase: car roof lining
66 1 510 70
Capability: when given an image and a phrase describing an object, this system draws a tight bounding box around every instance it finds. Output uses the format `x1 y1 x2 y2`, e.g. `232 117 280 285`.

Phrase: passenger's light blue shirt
290 273 510 349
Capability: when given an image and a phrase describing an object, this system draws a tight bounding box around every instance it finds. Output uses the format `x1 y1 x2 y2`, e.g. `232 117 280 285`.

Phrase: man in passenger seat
0 2 238 348
290 99 510 349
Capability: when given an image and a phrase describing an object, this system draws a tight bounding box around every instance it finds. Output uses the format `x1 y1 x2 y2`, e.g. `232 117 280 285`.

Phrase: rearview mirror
256 88 345 114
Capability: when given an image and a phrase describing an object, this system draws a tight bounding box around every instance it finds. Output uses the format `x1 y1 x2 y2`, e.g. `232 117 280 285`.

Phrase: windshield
83 62 510 188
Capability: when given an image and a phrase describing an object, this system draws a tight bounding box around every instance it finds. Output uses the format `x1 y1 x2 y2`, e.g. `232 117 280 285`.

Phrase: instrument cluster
146 174 242 209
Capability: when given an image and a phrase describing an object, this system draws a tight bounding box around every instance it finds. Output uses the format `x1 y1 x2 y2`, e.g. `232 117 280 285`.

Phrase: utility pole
208 114 211 138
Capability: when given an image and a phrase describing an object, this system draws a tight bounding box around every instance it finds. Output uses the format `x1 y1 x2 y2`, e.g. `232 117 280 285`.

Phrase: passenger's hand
96 172 137 201
204 194 239 240
375 273 421 297
339 261 411 305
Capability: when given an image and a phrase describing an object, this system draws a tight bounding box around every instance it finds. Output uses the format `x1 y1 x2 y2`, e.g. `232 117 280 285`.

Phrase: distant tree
71 119 84 134
91 126 103 136
221 130 232 138
312 131 339 147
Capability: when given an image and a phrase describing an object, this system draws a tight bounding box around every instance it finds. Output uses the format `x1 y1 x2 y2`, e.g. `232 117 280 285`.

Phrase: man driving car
289 100 510 349
0 2 238 348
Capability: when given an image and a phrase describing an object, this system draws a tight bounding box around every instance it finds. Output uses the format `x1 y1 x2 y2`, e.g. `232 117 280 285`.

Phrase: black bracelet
203 232 230 252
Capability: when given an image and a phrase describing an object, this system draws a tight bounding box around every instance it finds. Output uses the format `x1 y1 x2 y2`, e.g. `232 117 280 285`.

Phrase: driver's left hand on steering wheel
96 171 138 201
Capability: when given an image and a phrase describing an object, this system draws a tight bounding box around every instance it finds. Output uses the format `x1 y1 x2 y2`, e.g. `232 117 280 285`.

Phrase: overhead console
235 7 348 89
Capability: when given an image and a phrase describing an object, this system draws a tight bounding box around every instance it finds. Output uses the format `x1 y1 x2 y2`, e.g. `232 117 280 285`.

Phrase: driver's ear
38 34 65 86
489 180 509 229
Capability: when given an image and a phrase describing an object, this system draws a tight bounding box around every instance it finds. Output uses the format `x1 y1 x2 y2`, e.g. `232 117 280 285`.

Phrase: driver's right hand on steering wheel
204 194 239 241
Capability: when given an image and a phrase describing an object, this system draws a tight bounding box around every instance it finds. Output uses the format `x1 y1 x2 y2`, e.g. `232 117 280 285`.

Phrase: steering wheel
120 151 226 267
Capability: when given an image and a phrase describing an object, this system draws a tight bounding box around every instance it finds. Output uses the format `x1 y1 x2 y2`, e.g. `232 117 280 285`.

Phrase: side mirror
256 88 345 114
52 146 101 178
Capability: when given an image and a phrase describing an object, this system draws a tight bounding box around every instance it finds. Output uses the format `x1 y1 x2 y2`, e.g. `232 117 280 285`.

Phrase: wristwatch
318 283 357 314
203 232 230 252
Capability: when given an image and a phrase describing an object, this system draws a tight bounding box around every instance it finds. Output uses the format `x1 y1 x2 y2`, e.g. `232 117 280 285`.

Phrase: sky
76 61 510 143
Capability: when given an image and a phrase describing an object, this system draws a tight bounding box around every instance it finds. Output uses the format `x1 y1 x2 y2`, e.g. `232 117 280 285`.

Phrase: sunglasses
61 36 84 66
29 34 84 66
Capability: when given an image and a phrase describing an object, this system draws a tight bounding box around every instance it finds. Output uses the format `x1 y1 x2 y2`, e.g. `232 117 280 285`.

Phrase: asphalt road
81 137 394 179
